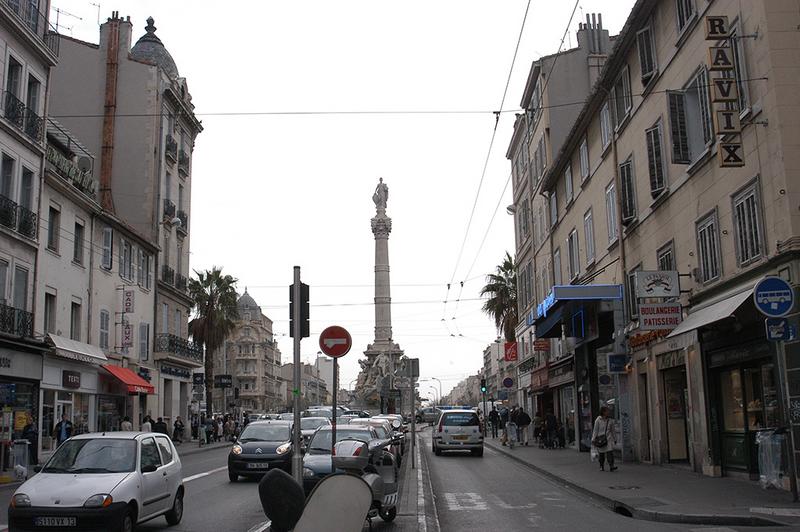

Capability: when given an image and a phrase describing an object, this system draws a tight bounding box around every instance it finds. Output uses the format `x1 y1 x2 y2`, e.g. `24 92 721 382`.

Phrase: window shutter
619 161 637 222
667 91 690 164
637 28 655 81
102 227 113 269
646 125 665 197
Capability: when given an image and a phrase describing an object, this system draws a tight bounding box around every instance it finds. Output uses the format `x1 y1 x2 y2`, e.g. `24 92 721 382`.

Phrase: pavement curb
484 440 788 528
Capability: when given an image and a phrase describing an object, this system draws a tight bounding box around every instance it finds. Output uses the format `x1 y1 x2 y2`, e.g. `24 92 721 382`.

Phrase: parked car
8 432 184 532
372 414 408 454
418 407 441 425
432 409 484 457
349 418 402 465
343 409 371 418
300 416 331 444
302 425 388 494
228 420 294 481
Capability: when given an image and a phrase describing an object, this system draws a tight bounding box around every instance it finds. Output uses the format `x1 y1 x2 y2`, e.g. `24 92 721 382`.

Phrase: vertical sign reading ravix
706 16 745 168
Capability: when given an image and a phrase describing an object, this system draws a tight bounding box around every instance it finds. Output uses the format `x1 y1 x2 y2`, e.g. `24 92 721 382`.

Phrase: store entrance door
662 367 688 462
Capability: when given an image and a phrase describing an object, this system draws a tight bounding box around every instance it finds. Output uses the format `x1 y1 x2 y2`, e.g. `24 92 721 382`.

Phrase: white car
8 432 183 532
432 409 484 457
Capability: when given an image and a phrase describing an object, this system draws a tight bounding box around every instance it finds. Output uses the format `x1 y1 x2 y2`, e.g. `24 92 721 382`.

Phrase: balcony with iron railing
2 0 59 56
0 301 33 337
178 149 190 175
175 273 187 293
176 210 188 235
165 135 177 162
161 264 175 285
3 91 43 143
163 198 176 219
154 333 203 367
0 194 36 240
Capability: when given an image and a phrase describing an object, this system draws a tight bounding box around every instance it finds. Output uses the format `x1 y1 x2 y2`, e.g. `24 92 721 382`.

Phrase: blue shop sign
536 284 623 319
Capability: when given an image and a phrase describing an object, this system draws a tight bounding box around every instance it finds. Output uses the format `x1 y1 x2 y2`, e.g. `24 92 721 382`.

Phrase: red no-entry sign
319 326 352 358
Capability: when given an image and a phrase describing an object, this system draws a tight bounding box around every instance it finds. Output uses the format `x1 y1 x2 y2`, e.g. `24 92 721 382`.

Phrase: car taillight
353 446 362 457
438 419 444 433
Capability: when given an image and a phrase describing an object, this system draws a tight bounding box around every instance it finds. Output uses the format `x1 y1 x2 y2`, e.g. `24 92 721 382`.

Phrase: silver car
8 432 184 532
432 409 484 457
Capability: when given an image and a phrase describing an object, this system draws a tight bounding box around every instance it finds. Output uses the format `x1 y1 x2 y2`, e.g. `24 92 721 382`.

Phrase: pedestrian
544 410 557 449
153 417 168 435
592 406 617 471
488 407 500 438
173 416 185 443
121 416 133 431
517 408 531 446
142 415 152 433
22 413 38 465
242 411 249 428
53 413 73 447
499 407 509 445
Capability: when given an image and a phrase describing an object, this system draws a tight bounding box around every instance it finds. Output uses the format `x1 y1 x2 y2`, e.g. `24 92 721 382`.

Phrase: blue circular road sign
753 276 795 318
502 377 514 388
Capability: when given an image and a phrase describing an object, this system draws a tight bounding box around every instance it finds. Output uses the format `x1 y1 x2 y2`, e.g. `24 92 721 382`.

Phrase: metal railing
163 198 176 219
154 333 202 363
161 264 175 285
16 203 36 238
176 210 188 234
3 91 43 142
2 0 59 55
0 301 33 337
175 273 187 292
178 149 189 174
165 135 177 161
0 194 17 230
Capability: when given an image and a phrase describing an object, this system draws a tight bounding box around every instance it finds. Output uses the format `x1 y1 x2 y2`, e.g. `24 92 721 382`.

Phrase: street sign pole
411 379 416 470
319 325 352 456
332 358 338 454
291 267 302 484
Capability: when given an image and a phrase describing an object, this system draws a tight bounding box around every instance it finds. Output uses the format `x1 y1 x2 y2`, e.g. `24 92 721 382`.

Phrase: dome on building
237 289 260 312
130 17 179 79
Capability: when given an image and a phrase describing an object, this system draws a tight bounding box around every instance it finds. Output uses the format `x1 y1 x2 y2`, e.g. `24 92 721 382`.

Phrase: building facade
213 290 281 413
513 0 800 488
48 14 202 425
281 362 328 410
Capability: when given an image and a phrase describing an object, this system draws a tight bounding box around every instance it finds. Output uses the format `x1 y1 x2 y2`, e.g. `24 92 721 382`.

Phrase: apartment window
535 137 546 179
526 262 533 309
521 198 530 239
676 0 696 33
99 309 110 350
13 266 27 310
564 163 574 203
178 184 184 212
70 302 81 341
729 23 750 112
47 206 60 251
165 171 172 201
605 182 618 244
174 310 181 337
0 259 6 303
637 26 657 83
101 227 113 270
26 75 40 113
627 265 643 318
120 240 133 280
144 254 152 289
579 137 589 181
0 155 12 198
162 303 169 335
19 168 33 210
612 66 632 127
696 210 722 283
645 122 666 198
44 292 55 333
553 248 563 286
549 191 558 228
6 57 21 96
618 157 637 223
668 68 713 164
139 323 150 360
567 229 580 280
584 209 595 264
73 221 85 265
657 241 675 271
732 182 764 265
600 102 611 149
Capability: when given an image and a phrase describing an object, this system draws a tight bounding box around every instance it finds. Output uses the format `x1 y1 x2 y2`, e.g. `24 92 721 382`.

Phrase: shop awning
666 285 754 339
102 364 155 394
47 334 108 364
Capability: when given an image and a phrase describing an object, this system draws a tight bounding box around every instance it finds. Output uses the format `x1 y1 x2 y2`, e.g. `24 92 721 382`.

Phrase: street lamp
427 386 439 406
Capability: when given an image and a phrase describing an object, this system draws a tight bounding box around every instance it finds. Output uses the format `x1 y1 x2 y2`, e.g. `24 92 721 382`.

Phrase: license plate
452 435 469 441
247 462 268 469
35 517 77 527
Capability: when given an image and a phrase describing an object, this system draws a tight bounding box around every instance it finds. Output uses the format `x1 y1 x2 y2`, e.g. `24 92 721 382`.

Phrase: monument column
371 210 393 345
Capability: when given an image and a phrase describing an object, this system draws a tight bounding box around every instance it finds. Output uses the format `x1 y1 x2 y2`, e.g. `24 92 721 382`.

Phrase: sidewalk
485 438 800 527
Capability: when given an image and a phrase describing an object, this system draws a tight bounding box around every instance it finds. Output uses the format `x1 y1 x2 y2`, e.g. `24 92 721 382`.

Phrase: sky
53 0 636 402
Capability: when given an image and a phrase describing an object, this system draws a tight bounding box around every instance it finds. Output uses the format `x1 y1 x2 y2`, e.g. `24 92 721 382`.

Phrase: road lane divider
183 466 228 483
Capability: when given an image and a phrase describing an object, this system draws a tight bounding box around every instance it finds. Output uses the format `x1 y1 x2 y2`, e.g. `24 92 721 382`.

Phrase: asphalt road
418 429 682 532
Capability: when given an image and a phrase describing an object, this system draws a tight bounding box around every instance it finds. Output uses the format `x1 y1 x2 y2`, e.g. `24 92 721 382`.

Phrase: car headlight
11 493 31 508
231 445 243 455
83 494 113 508
276 443 291 455
302 467 315 478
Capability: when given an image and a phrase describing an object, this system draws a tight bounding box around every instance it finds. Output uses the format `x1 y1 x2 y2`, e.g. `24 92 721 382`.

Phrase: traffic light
480 378 487 394
289 282 310 338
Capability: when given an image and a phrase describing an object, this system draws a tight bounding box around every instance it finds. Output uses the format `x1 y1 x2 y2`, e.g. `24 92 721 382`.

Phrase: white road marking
421 433 442 532
443 492 489 511
182 465 228 483
417 441 427 532
488 494 538 510
751 507 800 517
246 521 271 532
689 528 737 532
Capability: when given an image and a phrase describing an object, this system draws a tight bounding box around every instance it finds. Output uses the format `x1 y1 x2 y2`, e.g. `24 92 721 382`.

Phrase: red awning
102 364 155 394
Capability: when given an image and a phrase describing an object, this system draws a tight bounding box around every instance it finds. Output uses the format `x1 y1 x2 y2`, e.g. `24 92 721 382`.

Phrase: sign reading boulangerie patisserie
639 303 682 331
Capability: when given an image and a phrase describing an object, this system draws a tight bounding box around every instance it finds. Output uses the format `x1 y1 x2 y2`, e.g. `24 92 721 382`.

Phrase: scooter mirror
258 469 304 532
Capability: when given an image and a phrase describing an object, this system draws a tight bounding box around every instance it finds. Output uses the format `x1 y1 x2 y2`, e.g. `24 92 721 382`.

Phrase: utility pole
290 267 309 484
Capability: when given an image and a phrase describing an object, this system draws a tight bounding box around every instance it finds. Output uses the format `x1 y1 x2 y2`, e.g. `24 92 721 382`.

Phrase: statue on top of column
372 178 389 209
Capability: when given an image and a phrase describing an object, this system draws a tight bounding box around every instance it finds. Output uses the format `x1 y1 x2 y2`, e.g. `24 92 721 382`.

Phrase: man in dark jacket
499 407 509 445
488 408 500 438
53 414 73 447
544 410 558 449
516 408 532 446
153 417 169 435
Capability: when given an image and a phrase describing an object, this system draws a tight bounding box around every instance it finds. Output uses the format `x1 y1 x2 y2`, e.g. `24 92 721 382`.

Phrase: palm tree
480 252 518 342
188 267 239 417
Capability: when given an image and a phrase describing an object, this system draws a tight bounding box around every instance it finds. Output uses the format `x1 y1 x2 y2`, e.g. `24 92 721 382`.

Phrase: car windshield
42 438 136 473
372 426 389 438
443 413 479 426
308 429 372 452
239 424 291 442
301 418 329 430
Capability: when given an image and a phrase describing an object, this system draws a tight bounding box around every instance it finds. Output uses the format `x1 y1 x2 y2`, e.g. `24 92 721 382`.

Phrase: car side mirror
141 464 158 473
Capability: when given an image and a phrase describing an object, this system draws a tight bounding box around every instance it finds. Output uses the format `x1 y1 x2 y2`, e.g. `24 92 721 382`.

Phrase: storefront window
42 390 92 453
720 369 745 431
97 395 124 432
0 380 38 442
761 364 779 429
559 386 575 447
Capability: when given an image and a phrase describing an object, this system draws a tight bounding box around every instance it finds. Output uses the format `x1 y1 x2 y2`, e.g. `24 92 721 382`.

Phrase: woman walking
592 406 617 471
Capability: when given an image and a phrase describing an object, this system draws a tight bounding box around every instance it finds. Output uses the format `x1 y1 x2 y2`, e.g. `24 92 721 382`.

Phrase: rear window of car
155 436 173 463
443 413 479 426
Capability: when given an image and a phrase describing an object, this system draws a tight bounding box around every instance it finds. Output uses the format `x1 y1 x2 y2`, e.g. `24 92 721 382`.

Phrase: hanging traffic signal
480 378 487 393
